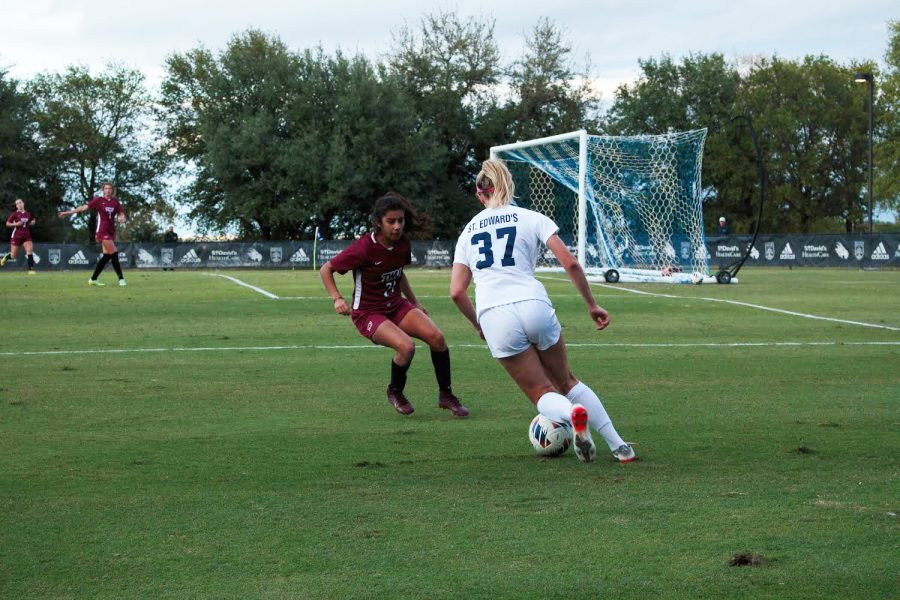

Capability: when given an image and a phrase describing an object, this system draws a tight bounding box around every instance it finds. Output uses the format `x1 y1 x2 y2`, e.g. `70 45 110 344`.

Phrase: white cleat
612 444 636 463
88 279 105 287
118 279 127 287
570 404 596 463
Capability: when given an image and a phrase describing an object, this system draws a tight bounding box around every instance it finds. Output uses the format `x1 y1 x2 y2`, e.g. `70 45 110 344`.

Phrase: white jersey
454 205 559 319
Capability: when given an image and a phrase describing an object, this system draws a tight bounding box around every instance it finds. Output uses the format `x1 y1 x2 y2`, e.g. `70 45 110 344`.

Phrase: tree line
1 13 897 242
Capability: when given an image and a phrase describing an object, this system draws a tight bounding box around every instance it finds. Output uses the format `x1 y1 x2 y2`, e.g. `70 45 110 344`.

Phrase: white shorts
479 299 562 358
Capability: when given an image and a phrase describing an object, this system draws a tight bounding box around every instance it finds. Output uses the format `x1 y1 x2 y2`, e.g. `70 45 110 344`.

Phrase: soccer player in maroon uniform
320 192 468 417
1 199 37 274
58 182 127 287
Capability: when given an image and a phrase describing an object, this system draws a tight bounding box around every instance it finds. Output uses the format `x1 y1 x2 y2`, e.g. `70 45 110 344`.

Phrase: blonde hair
476 159 515 208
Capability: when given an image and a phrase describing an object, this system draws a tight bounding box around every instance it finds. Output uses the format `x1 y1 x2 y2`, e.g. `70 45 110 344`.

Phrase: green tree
876 20 900 221
388 10 502 236
742 56 870 232
503 18 600 141
605 53 743 231
28 64 169 242
0 68 56 240
160 30 442 239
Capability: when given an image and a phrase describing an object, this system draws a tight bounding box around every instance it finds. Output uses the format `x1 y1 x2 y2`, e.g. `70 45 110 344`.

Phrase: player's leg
23 240 35 273
497 346 595 462
2 242 18 266
102 239 125 285
537 335 634 462
371 319 417 415
397 307 468 416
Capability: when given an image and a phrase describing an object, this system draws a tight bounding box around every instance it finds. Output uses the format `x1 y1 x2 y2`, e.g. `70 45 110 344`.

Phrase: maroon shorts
351 298 417 340
95 232 115 242
10 234 31 246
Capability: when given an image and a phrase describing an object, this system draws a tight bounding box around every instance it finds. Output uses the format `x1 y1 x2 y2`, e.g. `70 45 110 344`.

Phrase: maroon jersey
8 211 33 240
87 196 122 238
330 232 412 313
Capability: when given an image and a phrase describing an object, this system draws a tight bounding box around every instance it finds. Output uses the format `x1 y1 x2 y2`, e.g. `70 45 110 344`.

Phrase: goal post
490 128 719 283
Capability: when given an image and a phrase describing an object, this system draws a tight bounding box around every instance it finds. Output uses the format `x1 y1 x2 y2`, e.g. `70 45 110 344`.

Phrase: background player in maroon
58 182 127 286
1 198 37 274
320 192 468 417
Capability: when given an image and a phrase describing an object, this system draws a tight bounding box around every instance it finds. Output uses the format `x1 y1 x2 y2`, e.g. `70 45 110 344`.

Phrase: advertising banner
707 234 900 268
6 236 897 270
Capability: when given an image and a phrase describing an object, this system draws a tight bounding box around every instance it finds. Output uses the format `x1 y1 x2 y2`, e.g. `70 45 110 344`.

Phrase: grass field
1 267 897 599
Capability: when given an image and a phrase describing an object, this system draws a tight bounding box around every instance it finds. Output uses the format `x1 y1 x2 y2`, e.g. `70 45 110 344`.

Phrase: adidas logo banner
704 235 900 267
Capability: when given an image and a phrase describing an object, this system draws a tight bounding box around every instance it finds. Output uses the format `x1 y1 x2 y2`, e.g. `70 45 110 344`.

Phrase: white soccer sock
536 392 574 424
566 382 626 451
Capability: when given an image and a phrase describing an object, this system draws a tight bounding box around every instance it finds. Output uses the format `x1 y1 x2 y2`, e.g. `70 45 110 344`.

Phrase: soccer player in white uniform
450 159 635 463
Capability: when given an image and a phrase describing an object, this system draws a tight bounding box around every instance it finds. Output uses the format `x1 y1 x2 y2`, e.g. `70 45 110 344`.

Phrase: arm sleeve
453 233 469 266
537 213 560 244
329 239 366 274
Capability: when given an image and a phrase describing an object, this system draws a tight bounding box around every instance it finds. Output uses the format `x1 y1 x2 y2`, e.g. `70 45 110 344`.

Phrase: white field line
539 276 900 332
2 340 898 357
204 273 279 299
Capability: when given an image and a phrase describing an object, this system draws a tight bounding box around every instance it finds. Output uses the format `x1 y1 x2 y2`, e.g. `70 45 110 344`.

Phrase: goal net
491 129 714 283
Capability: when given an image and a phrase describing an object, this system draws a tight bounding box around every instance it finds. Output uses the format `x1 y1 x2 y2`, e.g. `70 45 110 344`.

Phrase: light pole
854 72 874 233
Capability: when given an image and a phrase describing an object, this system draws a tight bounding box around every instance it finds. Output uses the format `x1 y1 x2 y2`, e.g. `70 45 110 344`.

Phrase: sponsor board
270 247 283 263
715 244 742 259
854 241 865 260
289 247 310 264
834 242 849 260
801 244 829 259
49 249 61 265
179 249 202 265
765 242 775 261
871 242 889 260
161 248 174 265
137 248 157 266
779 243 795 260
68 250 90 265
749 245 759 260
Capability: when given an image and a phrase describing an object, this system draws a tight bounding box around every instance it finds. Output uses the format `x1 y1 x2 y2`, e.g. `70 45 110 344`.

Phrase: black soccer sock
110 252 124 279
91 253 112 280
390 359 411 393
430 348 452 393
26 254 34 269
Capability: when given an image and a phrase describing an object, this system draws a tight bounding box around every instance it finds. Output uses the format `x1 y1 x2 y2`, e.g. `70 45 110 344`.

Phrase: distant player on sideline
320 192 468 418
1 199 37 274
58 182 126 287
450 159 635 463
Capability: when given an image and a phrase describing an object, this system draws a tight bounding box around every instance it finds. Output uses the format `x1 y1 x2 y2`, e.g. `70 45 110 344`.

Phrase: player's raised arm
58 204 89 218
319 261 350 315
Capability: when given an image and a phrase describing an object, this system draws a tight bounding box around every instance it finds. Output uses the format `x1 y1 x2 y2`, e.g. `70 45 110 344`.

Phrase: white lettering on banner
179 249 202 264
779 243 795 260
68 251 89 265
247 248 264 262
749 246 759 259
289 248 309 263
426 248 451 261
715 244 742 258
871 242 889 260
895 244 900 258
801 244 829 259
209 250 239 262
318 248 342 261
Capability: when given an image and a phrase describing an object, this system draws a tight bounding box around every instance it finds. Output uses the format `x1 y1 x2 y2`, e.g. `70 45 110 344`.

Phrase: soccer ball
528 414 573 457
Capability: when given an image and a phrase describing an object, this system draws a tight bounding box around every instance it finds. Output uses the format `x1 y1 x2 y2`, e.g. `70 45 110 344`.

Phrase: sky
1 0 896 99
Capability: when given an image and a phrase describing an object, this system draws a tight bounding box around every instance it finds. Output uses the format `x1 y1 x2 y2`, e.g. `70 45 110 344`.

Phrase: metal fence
4 234 899 270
